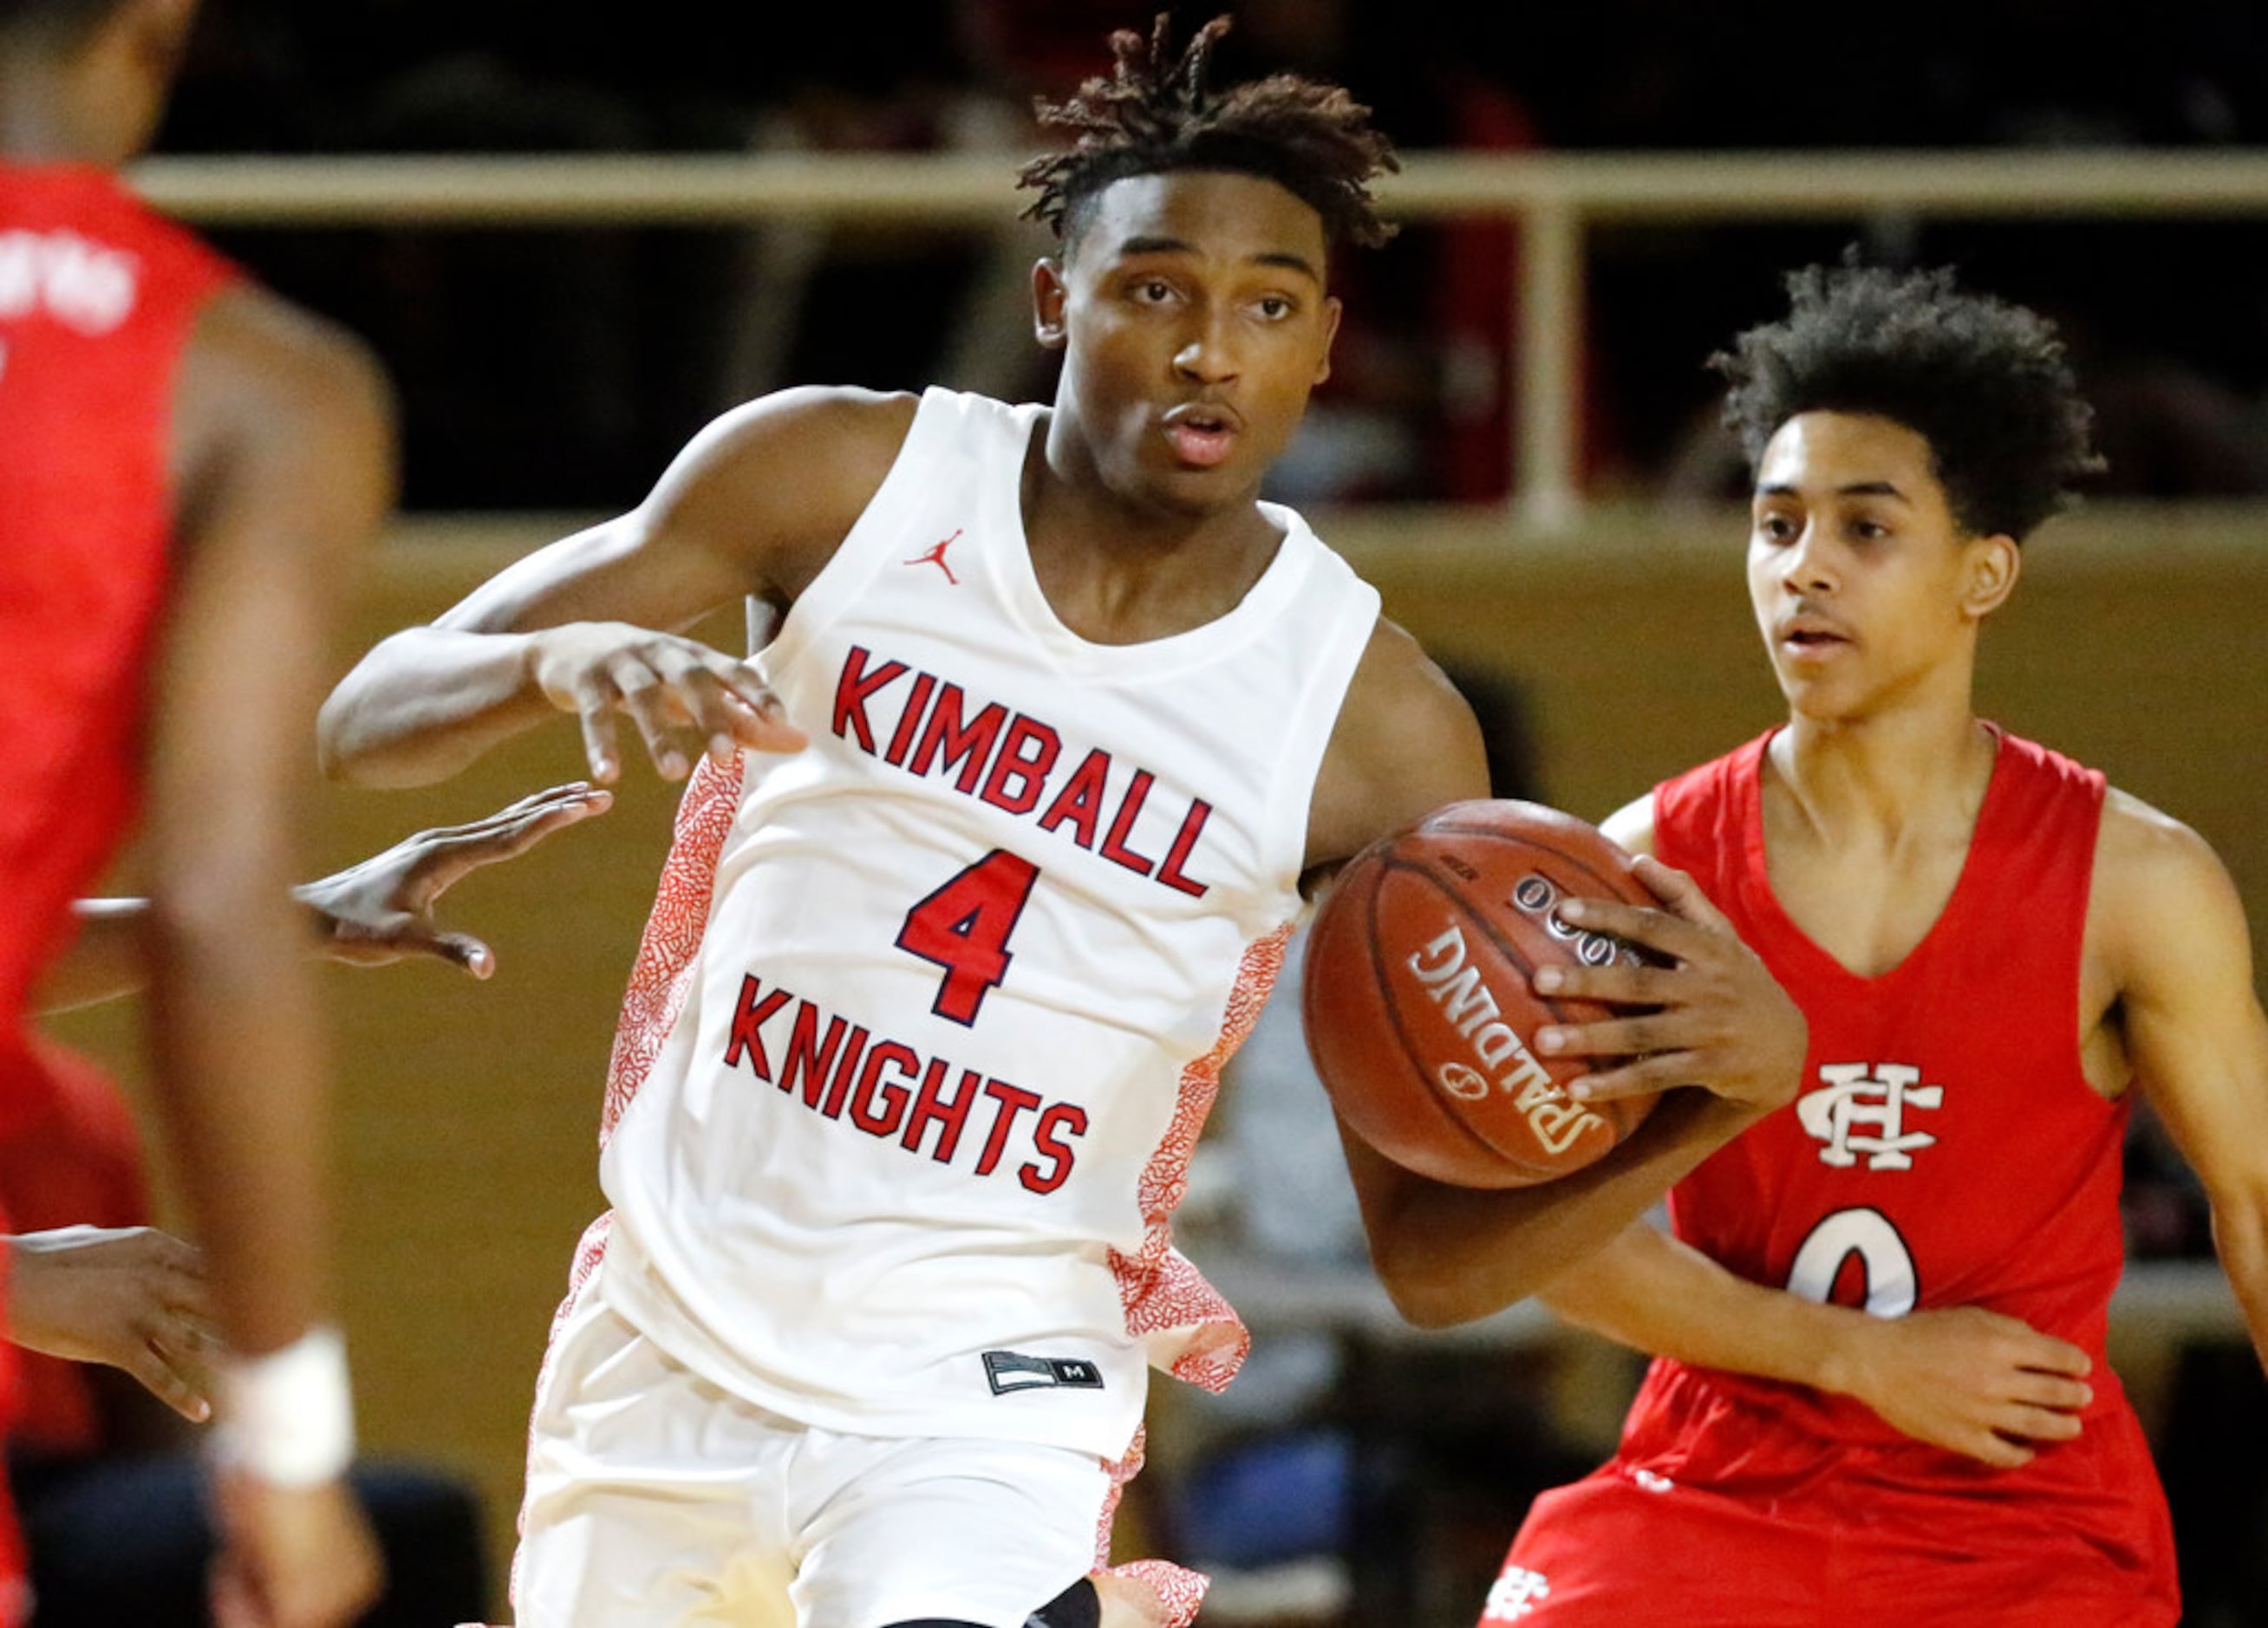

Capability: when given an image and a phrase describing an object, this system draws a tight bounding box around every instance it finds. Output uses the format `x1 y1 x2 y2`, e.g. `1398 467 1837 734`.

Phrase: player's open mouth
1776 614 1851 654
1162 406 1240 468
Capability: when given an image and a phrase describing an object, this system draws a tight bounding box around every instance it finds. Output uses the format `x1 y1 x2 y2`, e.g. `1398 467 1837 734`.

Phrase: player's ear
1033 259 1069 352
1959 532 2021 620
1313 294 1343 387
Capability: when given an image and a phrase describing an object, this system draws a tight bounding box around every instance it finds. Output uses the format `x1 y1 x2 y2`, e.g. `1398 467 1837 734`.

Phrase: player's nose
1780 525 1837 594
1172 309 1242 383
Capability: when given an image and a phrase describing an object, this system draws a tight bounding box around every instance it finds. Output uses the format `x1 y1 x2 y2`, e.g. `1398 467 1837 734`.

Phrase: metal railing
133 147 2268 528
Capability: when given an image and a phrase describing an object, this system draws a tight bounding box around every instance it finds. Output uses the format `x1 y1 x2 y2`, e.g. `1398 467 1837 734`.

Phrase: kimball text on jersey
832 645 1214 897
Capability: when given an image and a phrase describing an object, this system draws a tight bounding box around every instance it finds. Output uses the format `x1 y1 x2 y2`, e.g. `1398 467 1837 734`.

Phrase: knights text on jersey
591 387 1382 1455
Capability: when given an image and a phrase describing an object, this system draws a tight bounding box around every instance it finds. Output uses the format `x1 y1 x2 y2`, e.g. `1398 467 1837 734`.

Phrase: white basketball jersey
592 387 1380 1456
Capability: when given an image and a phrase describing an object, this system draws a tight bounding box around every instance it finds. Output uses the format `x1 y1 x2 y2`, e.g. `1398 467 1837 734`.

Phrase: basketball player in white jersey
317 16 1806 1628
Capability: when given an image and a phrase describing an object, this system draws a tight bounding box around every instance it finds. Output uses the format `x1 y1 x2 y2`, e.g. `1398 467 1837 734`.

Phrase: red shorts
1484 1371 2180 1628
1488 1461 2178 1627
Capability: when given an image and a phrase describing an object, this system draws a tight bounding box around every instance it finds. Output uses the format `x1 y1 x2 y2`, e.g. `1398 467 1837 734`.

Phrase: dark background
152 0 2268 510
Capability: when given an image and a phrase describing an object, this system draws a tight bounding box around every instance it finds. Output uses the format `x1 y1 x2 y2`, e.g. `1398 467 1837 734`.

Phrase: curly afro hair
1016 12 1397 258
1714 260 2103 540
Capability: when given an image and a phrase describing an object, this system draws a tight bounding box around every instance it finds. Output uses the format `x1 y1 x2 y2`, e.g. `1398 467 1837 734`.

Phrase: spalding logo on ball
1301 799 1662 1188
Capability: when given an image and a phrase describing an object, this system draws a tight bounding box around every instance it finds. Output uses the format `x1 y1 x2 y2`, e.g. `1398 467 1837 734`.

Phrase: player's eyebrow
1756 479 1912 504
1114 235 1323 285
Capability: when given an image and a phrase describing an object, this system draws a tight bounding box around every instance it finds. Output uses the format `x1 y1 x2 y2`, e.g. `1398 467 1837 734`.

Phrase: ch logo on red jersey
1798 1062 1943 1170
1483 1567 1551 1621
904 529 963 585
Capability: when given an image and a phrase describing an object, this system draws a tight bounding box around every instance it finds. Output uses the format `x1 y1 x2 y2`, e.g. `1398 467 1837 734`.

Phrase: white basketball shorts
513 1275 1111 1628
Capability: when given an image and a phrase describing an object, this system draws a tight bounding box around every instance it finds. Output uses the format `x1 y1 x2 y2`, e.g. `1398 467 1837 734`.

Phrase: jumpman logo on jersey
904 529 963 585
1483 1567 1551 1621
1799 1062 1944 1170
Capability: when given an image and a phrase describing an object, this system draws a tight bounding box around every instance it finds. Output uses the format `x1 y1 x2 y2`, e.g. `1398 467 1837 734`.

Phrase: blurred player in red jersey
1435 263 2268 1626
0 0 397 1623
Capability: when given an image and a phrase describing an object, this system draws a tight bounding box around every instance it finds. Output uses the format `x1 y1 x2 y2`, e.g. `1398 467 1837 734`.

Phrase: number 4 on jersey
896 849 1040 1026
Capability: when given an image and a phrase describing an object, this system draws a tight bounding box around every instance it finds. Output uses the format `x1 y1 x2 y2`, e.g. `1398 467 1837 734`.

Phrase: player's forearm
141 870 332 1356
2206 1185 2268 1377
1541 1221 1867 1390
1357 1090 1770 1328
317 625 554 787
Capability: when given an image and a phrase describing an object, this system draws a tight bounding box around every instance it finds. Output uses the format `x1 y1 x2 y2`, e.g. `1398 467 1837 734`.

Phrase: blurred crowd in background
155 0 2268 511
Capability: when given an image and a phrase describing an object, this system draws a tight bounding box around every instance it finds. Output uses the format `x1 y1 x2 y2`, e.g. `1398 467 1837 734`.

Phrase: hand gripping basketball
1300 800 1665 1188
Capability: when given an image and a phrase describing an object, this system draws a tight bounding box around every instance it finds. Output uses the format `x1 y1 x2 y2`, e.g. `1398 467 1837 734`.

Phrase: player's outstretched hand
300 782 614 977
528 622 805 784
1826 1304 2094 1468
209 1470 383 1628
7 1225 216 1421
1528 854 1808 1110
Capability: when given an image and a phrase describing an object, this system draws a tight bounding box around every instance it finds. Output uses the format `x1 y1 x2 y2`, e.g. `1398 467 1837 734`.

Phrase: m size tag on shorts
982 1351 1105 1395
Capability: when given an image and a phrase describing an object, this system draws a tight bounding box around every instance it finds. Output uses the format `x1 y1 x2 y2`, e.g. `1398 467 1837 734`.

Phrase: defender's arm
2095 791 2268 1376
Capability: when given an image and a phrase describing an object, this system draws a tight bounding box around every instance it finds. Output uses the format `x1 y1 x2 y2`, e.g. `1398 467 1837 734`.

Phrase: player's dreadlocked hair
1017 12 1398 256
1714 259 2102 541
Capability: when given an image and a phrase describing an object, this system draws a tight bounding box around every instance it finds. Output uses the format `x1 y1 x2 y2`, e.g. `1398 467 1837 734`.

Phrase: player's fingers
607 654 692 780
131 1337 214 1422
482 780 604 824
1536 1010 1691 1063
1998 1400 2086 1442
1629 855 1731 929
712 670 806 756
140 1226 205 1279
1997 1327 2094 1377
1561 1053 1687 1104
572 680 623 785
432 932 496 979
426 783 609 845
645 649 759 763
1532 961 1672 1006
160 1256 214 1323
414 789 612 894
693 651 808 755
1963 1431 2037 1469
1547 894 1698 965
1557 888 1751 972
2010 1366 2093 1408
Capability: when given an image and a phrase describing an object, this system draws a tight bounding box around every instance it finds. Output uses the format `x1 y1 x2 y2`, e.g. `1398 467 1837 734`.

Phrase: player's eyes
1254 295 1294 320
1128 278 1177 305
1754 512 1799 542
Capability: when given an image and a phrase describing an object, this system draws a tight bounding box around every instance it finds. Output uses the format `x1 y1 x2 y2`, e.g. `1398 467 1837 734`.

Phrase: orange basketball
1301 799 1663 1188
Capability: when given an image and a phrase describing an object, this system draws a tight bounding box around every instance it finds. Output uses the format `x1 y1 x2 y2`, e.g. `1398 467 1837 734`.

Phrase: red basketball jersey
0 163 238 1107
0 170 236 1599
1622 725 2176 1603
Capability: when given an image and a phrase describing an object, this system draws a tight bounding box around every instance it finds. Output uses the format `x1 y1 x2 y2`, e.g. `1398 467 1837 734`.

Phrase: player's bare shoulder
175 286 394 491
1305 618 1489 882
2089 785 2254 990
641 387 922 602
172 284 395 550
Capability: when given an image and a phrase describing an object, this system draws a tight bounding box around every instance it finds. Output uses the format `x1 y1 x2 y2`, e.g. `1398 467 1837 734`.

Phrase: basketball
1301 799 1664 1189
